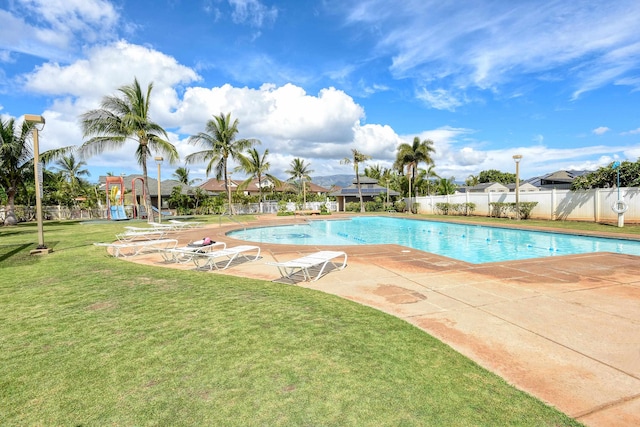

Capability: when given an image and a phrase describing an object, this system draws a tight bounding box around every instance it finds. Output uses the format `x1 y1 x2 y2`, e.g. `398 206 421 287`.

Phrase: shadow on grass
0 243 34 264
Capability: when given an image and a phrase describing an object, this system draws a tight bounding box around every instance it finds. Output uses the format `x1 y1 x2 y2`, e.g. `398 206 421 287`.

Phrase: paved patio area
128 216 640 426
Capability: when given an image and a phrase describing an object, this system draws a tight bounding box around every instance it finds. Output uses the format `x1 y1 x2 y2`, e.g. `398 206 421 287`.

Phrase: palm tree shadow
0 243 33 263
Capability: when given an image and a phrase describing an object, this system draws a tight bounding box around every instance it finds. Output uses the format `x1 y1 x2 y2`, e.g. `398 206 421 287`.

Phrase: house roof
526 170 591 187
330 178 400 197
505 182 539 191
466 182 509 192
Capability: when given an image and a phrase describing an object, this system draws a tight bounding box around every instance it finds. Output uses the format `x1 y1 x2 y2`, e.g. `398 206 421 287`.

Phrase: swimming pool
228 216 640 264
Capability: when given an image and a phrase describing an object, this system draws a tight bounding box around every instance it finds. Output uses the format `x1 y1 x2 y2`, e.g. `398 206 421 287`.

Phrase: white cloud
592 126 610 135
621 127 640 135
342 0 640 99
23 41 200 103
0 0 120 60
416 87 464 111
229 0 278 28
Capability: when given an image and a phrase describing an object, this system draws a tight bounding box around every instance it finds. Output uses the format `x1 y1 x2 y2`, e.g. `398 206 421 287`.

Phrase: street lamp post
513 154 523 220
25 114 51 254
155 156 163 222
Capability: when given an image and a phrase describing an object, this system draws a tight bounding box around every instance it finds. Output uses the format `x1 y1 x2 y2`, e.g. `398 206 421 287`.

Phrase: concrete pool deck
128 215 640 426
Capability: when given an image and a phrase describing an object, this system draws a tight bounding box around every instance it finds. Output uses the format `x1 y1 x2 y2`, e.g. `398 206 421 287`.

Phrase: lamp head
154 156 164 165
512 154 523 163
24 114 45 124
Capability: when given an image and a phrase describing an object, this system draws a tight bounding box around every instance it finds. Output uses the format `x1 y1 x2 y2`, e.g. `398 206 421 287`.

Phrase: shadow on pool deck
128 216 640 427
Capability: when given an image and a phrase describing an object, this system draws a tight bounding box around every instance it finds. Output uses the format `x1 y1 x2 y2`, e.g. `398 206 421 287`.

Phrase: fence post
594 188 600 223
551 188 556 220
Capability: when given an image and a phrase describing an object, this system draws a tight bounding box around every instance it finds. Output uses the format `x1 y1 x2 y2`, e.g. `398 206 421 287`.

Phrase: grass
412 213 640 236
0 216 585 426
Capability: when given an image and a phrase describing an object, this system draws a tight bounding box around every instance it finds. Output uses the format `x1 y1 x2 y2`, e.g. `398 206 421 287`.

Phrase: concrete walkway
129 217 640 426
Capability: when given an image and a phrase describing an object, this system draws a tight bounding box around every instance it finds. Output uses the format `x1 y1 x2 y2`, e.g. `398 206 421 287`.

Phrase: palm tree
285 158 313 207
436 177 457 195
0 117 71 225
0 118 35 225
235 148 282 213
79 78 178 222
364 164 384 180
416 164 439 196
341 149 372 213
465 174 480 187
172 166 200 186
185 112 258 215
395 136 435 212
53 153 91 196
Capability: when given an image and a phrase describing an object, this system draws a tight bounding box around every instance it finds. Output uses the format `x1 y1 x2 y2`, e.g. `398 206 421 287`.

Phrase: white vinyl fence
413 187 639 223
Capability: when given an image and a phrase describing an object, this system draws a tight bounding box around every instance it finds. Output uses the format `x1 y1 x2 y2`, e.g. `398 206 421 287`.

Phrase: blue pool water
228 216 640 264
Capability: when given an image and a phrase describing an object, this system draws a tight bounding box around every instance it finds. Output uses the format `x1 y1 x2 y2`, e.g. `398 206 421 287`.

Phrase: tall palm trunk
356 173 365 213
141 158 156 223
224 162 233 215
4 186 18 226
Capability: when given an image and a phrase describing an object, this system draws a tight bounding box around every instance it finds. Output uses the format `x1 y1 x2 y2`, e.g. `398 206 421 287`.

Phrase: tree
185 112 258 215
172 166 200 186
415 165 440 196
436 177 457 195
0 118 35 225
395 136 435 211
235 148 282 213
465 174 480 187
285 158 313 206
478 169 515 184
571 160 640 190
341 149 372 213
79 78 178 222
364 164 384 180
52 153 91 198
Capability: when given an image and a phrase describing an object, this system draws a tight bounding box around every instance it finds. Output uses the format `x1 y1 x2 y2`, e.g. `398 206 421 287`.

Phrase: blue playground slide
152 206 172 216
110 205 129 220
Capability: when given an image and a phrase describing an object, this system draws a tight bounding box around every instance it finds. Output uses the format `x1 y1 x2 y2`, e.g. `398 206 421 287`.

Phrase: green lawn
0 217 584 426
413 213 640 236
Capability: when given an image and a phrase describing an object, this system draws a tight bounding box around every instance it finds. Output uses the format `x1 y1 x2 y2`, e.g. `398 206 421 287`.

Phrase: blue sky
2 0 640 184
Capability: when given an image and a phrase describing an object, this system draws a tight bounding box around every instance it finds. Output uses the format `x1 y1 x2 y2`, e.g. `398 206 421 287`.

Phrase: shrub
518 202 538 219
345 202 360 212
365 200 384 212
435 202 451 215
489 202 538 219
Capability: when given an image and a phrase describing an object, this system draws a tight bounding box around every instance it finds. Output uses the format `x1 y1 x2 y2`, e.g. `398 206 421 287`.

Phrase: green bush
518 202 538 219
489 202 538 219
435 203 451 215
345 202 360 212
436 202 477 216
365 201 384 212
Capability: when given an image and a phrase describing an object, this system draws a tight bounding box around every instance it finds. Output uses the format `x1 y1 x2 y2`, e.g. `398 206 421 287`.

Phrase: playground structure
104 176 149 220
130 177 148 220
105 176 128 220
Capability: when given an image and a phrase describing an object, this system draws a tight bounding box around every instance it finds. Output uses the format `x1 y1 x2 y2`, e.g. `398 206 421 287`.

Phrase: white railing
413 187 639 222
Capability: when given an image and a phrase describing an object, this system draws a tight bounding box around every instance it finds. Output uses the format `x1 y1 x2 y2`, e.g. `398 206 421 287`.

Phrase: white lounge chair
147 221 178 230
94 239 178 258
117 228 168 242
160 241 227 264
267 251 347 282
169 219 204 229
192 245 261 270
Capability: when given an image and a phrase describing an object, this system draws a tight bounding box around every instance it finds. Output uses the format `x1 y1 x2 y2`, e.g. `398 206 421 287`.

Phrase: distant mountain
310 174 354 188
